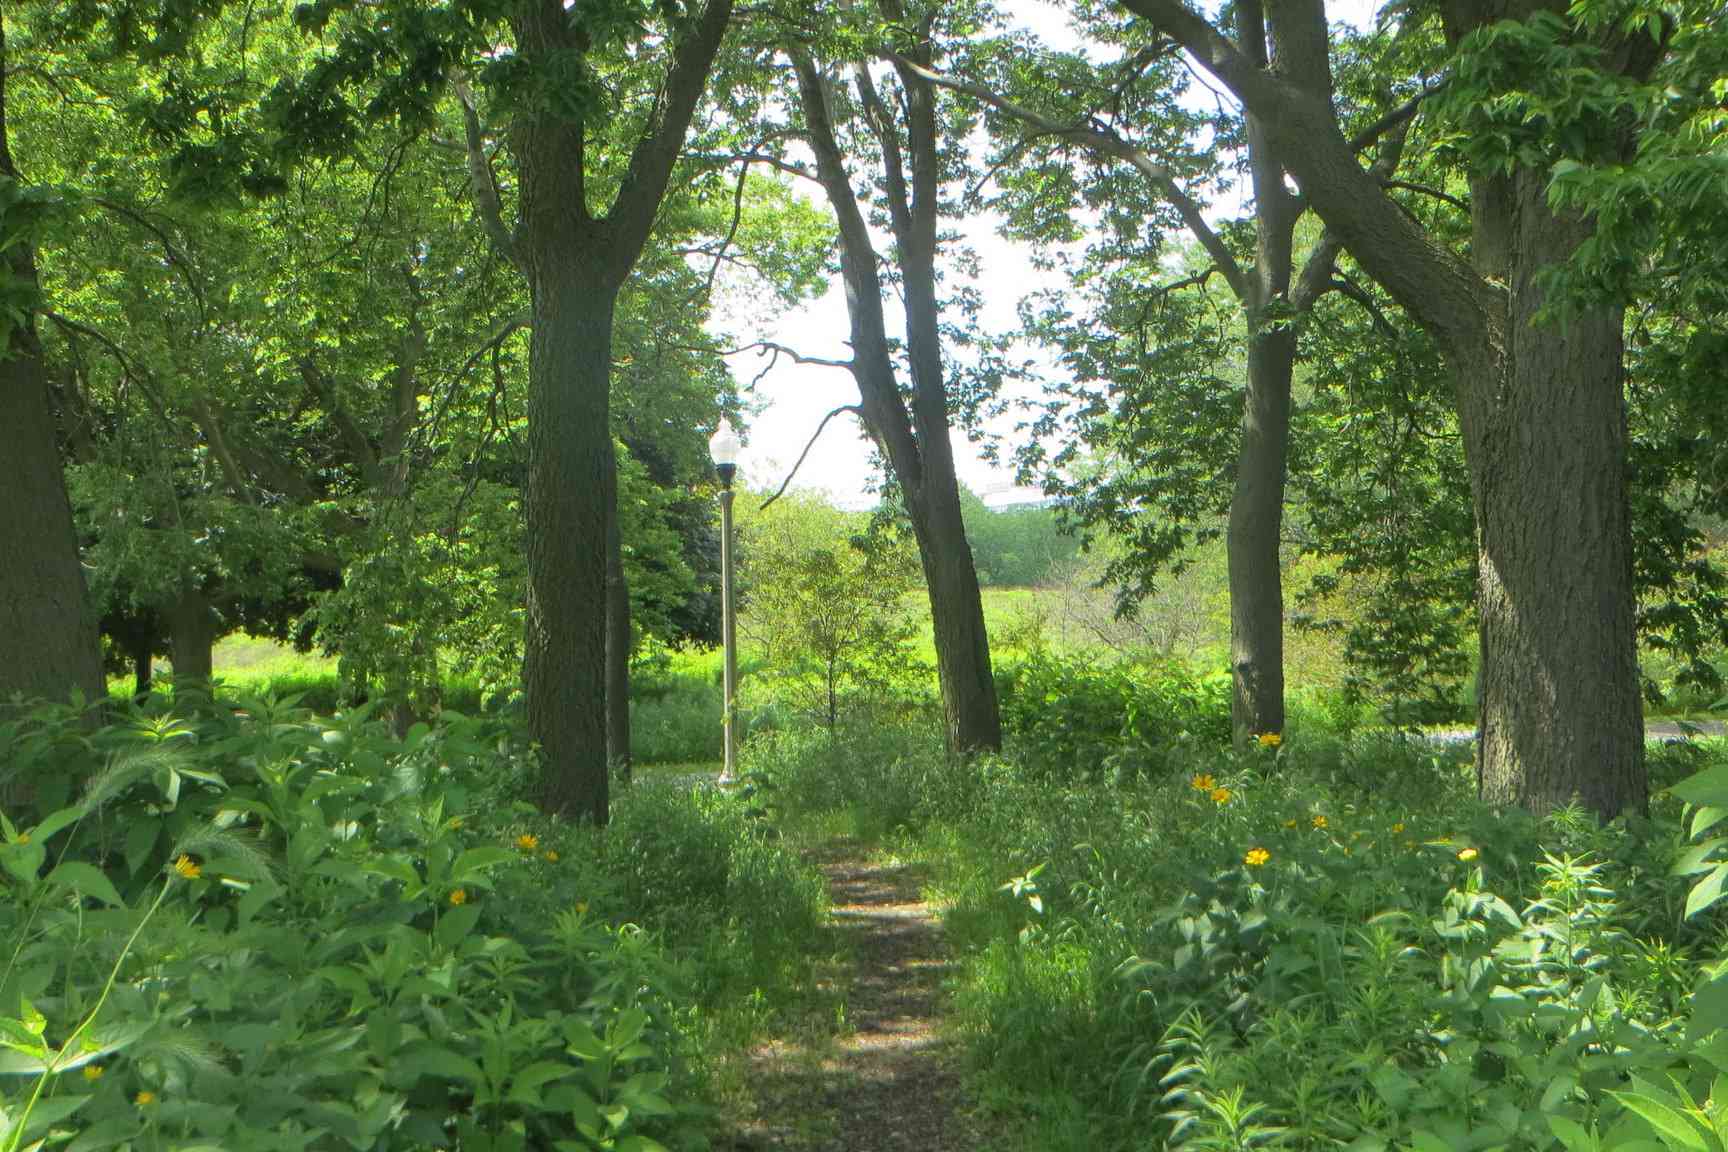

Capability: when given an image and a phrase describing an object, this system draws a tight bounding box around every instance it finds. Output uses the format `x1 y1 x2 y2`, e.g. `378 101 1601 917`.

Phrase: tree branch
602 0 736 273
760 404 864 509
882 49 1249 302
1383 178 1468 212
451 73 522 269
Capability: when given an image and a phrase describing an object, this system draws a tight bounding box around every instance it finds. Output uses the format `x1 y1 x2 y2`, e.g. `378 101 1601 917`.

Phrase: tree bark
1227 315 1293 740
519 258 614 822
792 46 1003 755
129 633 153 700
605 448 632 780
489 0 730 823
1225 0 1296 743
0 13 105 713
168 586 216 685
1468 170 1643 815
1118 0 1647 815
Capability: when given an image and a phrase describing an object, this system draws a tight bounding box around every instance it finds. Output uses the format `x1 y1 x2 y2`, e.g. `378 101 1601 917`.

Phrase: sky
710 0 1379 510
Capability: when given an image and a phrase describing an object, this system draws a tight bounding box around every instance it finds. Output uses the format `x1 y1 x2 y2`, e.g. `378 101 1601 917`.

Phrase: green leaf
1671 766 1728 810
1686 863 1728 919
1609 1090 1709 1152
29 806 85 844
1548 1115 1596 1152
564 1020 608 1062
436 901 482 951
45 862 124 907
450 846 515 884
394 1041 483 1087
123 819 159 877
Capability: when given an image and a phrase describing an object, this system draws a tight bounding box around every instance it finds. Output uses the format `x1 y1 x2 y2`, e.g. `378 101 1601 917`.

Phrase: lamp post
709 419 741 785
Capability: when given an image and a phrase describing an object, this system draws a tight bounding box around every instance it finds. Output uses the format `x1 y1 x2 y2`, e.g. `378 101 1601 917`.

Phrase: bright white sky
712 0 1378 509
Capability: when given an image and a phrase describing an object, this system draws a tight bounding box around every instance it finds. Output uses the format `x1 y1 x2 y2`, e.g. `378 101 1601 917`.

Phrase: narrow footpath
728 838 977 1151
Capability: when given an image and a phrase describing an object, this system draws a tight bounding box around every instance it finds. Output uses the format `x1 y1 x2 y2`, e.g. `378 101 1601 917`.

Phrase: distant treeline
958 488 1081 588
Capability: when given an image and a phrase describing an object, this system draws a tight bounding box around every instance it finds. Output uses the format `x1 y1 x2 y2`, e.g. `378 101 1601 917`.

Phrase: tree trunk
1227 315 1293 741
130 634 153 701
1464 171 1644 817
521 265 613 823
791 47 1003 756
1119 0 1647 815
0 17 104 713
905 481 1003 753
605 449 632 780
168 586 216 686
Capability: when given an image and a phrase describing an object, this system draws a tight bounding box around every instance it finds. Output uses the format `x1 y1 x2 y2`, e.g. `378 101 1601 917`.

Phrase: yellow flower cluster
1190 773 1217 793
1392 822 1405 834
1457 847 1479 862
135 1091 156 1107
515 833 540 852
1311 815 1328 830
543 850 560 863
1257 732 1282 748
1244 847 1271 867
172 855 202 880
1210 787 1233 805
449 888 468 906
82 1064 104 1081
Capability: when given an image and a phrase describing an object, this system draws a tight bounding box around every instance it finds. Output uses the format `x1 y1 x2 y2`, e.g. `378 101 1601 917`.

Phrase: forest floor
724 837 979 1152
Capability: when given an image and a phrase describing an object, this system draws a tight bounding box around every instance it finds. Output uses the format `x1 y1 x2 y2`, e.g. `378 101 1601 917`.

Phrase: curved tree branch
760 404 864 510
882 49 1249 303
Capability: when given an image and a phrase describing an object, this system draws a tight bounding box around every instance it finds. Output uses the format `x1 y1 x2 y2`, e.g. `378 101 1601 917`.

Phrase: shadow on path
726 838 976 1152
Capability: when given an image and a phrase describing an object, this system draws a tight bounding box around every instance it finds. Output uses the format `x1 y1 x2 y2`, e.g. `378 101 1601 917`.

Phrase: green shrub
817 724 1728 1152
994 653 1232 783
0 696 820 1151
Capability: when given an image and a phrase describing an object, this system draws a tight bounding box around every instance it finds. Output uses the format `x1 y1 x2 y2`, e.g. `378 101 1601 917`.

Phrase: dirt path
727 838 976 1151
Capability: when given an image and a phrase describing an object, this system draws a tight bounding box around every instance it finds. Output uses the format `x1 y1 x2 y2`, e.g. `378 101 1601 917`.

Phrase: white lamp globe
709 419 741 468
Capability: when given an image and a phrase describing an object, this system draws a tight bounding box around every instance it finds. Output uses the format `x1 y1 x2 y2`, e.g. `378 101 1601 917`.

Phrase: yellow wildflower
446 817 464 830
449 888 468 906
172 855 201 880
1392 822 1405 834
1457 847 1479 862
1190 773 1217 793
1257 732 1282 748
1283 819 1298 829
82 1064 104 1081
515 833 540 852
543 850 559 863
1311 815 1328 830
575 901 589 915
1210 787 1233 805
17 832 30 845
1244 847 1271 867
135 1091 156 1107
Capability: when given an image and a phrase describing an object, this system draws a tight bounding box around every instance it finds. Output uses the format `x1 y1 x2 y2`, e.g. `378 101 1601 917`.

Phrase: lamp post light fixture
709 419 742 785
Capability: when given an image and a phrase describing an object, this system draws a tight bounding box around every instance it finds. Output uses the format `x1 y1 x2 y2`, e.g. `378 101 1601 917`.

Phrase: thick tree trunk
168 587 216 686
605 451 632 780
1463 172 1644 817
0 20 104 713
1227 317 1293 741
521 267 613 822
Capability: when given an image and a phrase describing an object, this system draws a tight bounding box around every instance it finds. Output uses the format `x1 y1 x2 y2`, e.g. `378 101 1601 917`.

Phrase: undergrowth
0 695 828 1151
755 713 1728 1152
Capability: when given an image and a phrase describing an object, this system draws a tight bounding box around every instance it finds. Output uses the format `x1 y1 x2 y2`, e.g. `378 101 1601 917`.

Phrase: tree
736 491 922 731
1113 0 1663 815
0 7 104 713
780 2 1003 755
903 13 1419 742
